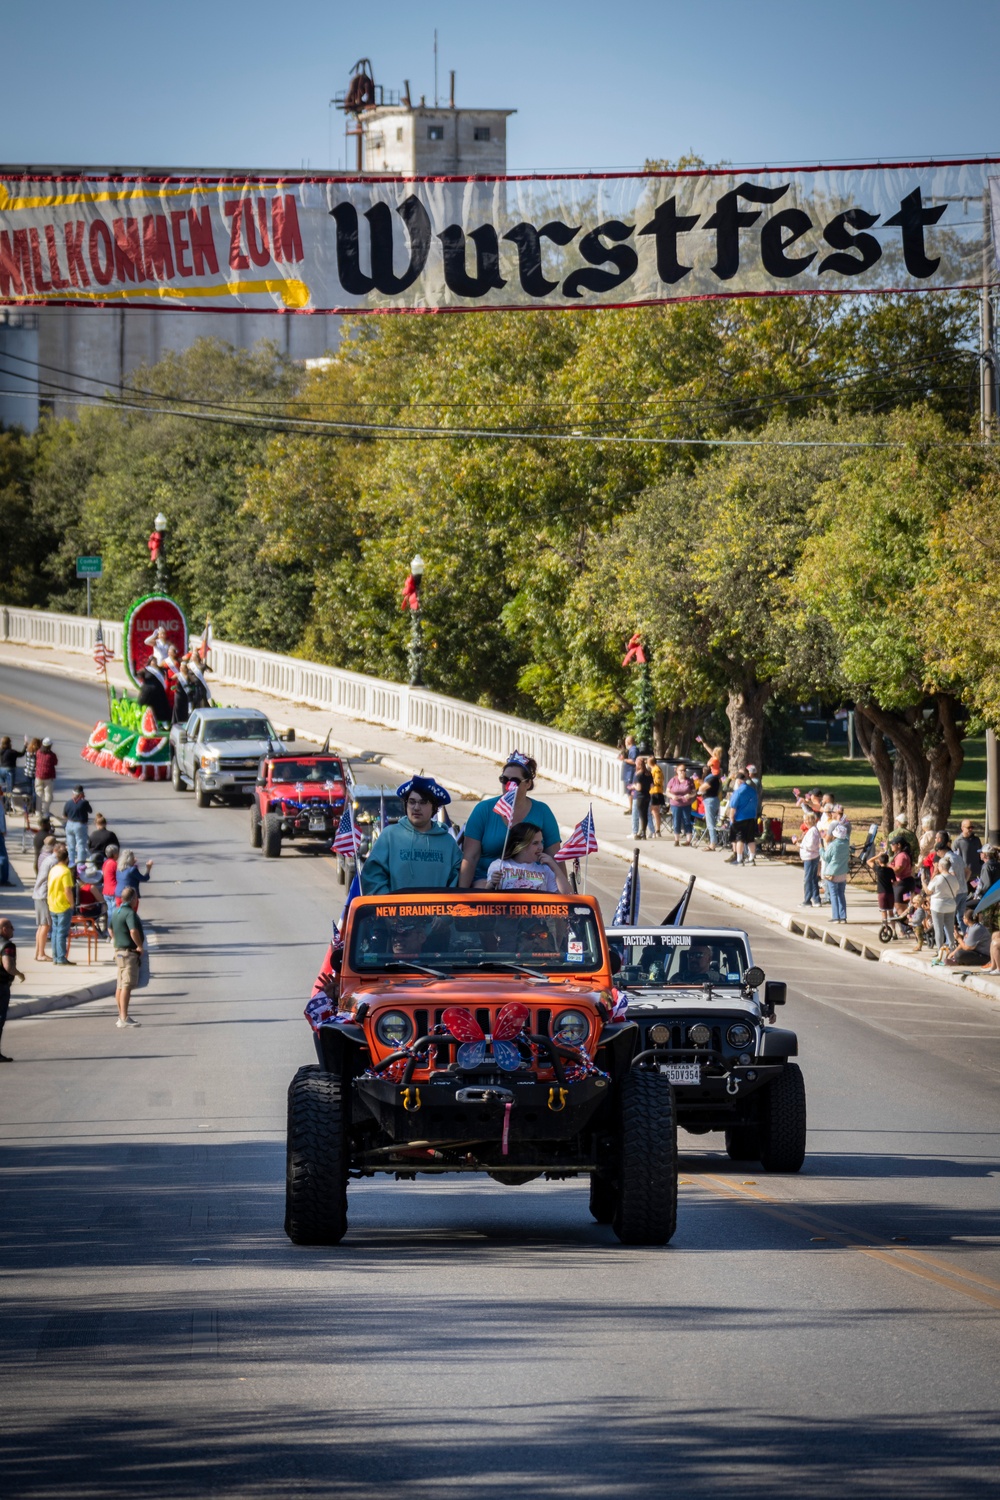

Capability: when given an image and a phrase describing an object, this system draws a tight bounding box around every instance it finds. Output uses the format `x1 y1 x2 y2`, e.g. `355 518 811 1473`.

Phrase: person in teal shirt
459 751 561 887
361 775 462 894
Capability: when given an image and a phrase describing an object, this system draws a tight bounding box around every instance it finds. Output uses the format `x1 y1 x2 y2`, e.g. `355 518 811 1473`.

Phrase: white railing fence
0 606 624 804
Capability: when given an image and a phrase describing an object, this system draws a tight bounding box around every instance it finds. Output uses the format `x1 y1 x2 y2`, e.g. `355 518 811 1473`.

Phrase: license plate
660 1062 700 1085
308 816 327 831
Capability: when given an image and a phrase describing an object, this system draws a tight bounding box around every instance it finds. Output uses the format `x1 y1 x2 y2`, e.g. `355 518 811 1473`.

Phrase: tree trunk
726 679 772 773
855 695 965 834
853 708 895 832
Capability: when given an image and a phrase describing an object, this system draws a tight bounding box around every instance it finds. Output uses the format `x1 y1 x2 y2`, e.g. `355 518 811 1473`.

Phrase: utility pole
982 191 1000 842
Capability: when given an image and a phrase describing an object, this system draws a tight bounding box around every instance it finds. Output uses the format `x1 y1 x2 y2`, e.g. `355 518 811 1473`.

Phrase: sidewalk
3 640 998 1006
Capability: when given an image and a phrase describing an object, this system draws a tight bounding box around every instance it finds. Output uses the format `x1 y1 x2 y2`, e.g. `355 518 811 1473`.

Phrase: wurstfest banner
1 159 998 315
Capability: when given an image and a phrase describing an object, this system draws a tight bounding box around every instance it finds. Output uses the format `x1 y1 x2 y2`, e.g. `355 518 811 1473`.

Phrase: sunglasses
501 775 525 786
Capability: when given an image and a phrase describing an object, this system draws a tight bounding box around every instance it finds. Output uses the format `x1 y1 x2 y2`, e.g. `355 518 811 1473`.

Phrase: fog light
687 1023 712 1047
649 1023 671 1045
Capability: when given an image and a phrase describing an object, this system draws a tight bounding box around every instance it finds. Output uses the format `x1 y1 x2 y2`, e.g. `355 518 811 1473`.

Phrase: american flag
554 808 598 861
494 781 519 826
613 863 640 926
93 623 113 675
333 801 363 858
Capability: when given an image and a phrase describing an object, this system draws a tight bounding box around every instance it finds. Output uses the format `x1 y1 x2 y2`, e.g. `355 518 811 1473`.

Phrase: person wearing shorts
111 886 144 1028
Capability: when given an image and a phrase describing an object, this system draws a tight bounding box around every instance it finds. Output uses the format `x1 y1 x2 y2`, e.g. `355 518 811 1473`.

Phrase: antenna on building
434 30 438 107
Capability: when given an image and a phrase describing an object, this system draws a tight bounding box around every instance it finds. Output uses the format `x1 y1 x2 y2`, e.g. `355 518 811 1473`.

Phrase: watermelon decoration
140 707 159 735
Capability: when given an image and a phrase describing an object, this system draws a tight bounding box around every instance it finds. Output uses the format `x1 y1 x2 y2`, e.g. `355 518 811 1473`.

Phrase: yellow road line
689 1173 1000 1312
0 688 95 733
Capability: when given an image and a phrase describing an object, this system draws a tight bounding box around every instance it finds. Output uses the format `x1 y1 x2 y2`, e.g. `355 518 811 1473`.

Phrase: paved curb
11 978 118 1019
879 947 1000 1001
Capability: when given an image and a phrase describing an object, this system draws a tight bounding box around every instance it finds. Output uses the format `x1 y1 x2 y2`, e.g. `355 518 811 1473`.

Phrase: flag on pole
494 781 518 826
333 802 364 859
93 622 114 674
613 863 640 926
554 808 598 861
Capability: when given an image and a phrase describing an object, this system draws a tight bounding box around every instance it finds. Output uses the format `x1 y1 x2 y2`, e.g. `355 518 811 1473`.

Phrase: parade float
82 594 188 781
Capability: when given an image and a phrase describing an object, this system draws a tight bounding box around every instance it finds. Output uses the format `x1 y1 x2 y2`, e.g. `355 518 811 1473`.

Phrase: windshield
271 759 345 784
353 794 404 825
206 718 276 741
609 932 749 987
350 898 605 975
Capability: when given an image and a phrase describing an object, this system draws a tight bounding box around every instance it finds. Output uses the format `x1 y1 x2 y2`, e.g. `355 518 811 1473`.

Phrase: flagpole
584 803 593 894
629 846 640 924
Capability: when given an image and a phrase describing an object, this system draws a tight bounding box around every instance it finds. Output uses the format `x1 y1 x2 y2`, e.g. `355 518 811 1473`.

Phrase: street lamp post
150 510 169 592
407 553 425 687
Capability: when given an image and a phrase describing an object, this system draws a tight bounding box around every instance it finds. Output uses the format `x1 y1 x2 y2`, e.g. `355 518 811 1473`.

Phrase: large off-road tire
725 1124 762 1162
589 1173 617 1225
285 1065 349 1245
194 774 211 808
613 1069 678 1246
249 804 262 848
171 755 187 792
262 814 283 858
758 1063 807 1173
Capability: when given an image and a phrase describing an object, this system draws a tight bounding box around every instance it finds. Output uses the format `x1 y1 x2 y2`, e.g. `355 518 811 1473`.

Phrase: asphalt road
1 663 998 1499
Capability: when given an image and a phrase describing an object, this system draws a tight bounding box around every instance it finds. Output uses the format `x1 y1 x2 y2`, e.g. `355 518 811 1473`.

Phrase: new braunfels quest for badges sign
1 160 998 315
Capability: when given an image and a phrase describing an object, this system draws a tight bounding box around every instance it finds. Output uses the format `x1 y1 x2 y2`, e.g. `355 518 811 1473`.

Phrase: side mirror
764 980 787 1007
744 965 766 989
282 727 295 741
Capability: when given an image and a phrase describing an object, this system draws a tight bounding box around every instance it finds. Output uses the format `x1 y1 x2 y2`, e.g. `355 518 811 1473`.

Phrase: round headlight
687 1022 712 1048
649 1022 672 1045
374 1010 413 1048
554 1009 590 1044
727 1023 754 1049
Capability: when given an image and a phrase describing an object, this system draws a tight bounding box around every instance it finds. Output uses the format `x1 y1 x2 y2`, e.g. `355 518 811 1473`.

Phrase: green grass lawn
761 738 988 834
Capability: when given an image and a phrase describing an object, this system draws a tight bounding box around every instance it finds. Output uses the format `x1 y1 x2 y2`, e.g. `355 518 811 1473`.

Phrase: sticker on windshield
573 906 590 915
660 934 692 946
566 940 584 961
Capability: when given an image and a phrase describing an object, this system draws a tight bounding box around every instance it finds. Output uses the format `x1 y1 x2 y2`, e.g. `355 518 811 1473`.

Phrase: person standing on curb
820 825 851 922
34 738 58 817
111 887 144 1028
32 835 58 961
47 846 75 966
798 812 822 908
0 919 26 1062
726 775 760 866
62 786 93 870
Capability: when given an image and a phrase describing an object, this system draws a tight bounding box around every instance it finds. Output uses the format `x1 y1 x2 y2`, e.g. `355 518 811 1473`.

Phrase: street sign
76 556 103 578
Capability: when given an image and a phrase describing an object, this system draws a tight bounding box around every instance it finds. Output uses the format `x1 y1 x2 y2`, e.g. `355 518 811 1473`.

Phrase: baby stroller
878 911 915 945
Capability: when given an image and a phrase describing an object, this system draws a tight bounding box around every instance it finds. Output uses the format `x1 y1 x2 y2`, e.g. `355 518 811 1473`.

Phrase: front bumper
199 771 256 793
634 1048 783 1117
353 1072 610 1149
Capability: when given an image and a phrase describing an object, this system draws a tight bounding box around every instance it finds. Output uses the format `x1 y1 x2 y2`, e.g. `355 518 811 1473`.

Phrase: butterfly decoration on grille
442 1003 530 1072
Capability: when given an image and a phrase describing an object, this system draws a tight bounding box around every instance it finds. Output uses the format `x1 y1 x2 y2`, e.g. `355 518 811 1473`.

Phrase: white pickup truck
169 707 284 806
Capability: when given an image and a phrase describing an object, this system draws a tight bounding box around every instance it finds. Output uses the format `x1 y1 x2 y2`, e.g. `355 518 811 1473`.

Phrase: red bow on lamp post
148 530 164 562
401 573 421 613
622 632 647 667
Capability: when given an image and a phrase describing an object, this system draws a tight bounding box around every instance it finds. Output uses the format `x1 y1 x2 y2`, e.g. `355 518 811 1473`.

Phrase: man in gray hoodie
362 775 461 894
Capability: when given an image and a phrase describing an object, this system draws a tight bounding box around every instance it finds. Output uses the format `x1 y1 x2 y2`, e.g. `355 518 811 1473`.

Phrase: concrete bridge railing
0 606 623 804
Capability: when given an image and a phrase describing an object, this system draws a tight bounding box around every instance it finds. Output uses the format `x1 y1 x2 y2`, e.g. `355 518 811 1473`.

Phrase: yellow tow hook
547 1087 568 1113
402 1087 422 1113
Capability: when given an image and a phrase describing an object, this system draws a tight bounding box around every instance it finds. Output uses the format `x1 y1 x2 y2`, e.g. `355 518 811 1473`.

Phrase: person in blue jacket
727 775 760 867
361 775 461 894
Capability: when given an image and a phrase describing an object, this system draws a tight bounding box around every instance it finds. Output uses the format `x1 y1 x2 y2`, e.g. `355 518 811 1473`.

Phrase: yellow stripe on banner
4 280 311 310
0 181 293 212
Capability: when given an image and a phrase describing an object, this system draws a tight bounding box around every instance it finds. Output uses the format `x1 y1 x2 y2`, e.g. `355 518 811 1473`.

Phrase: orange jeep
284 891 678 1246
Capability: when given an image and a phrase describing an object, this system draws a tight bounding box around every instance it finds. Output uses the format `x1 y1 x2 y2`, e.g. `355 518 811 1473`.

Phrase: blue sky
5 0 999 173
